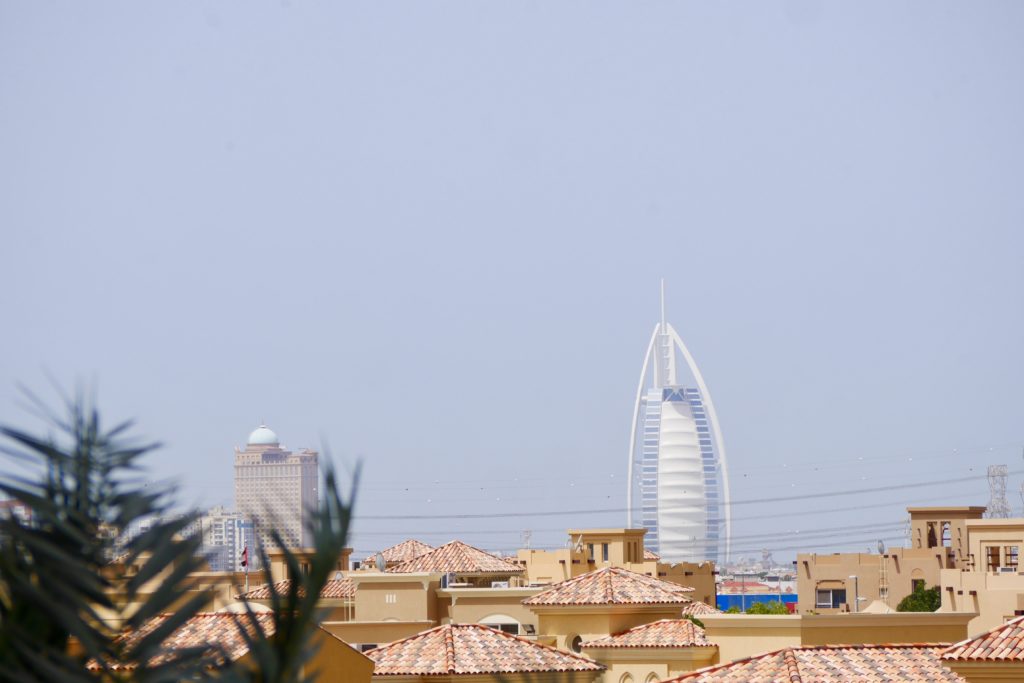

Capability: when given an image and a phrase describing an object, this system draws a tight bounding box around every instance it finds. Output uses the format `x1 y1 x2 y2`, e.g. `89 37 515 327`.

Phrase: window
912 579 925 593
482 623 519 635
1006 546 1019 570
570 635 583 653
587 543 594 560
815 588 847 608
987 546 1002 571
602 543 609 562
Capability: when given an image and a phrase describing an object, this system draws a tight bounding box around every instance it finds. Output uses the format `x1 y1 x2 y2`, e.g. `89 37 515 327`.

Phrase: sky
1 1 1023 563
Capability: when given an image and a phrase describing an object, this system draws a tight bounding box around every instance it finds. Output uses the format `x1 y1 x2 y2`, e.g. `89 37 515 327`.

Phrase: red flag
241 546 249 570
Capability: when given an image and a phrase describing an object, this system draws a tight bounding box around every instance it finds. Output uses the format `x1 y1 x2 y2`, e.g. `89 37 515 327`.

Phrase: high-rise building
626 284 732 564
121 507 254 571
234 425 319 551
195 505 255 572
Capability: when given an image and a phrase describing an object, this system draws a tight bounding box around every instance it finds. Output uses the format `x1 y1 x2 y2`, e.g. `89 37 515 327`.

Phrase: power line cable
357 470 1020 521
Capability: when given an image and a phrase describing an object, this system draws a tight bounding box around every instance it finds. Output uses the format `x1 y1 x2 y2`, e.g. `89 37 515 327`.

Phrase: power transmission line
357 470 1021 521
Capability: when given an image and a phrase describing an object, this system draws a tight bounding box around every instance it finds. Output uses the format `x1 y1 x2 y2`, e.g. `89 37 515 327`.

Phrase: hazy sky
2 2 1022 562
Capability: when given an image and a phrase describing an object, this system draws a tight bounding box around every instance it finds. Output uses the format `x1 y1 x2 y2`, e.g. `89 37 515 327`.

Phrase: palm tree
0 391 357 682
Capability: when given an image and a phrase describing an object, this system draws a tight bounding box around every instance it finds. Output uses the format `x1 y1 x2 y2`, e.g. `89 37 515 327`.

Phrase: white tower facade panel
656 397 707 562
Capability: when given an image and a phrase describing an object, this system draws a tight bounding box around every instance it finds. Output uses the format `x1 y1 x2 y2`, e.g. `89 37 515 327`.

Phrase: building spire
660 278 666 333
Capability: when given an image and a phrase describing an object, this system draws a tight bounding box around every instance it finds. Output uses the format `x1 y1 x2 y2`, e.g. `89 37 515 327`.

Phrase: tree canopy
896 584 942 612
745 601 790 615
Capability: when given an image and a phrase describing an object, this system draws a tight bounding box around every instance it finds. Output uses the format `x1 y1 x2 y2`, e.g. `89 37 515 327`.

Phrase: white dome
248 425 279 445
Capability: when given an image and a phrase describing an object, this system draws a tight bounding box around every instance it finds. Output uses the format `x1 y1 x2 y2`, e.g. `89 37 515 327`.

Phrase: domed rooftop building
247 425 279 446
234 424 319 551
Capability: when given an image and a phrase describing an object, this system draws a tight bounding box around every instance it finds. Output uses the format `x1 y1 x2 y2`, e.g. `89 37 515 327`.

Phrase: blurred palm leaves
0 393 357 682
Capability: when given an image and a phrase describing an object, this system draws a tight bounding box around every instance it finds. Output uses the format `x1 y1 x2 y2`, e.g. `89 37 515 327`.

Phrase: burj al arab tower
627 283 732 564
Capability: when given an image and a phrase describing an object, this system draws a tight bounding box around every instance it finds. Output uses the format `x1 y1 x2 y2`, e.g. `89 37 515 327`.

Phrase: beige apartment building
517 528 716 607
234 424 319 550
940 517 1024 635
796 506 986 613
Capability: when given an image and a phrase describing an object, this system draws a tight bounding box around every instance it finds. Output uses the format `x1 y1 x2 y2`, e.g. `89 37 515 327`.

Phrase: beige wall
796 507 986 616
102 557 268 628
941 519 1024 635
908 507 985 566
267 548 353 580
517 529 659 584
654 564 716 607
307 628 376 683
700 615 801 664
582 647 718 683
570 529 648 566
438 587 542 635
320 620 435 649
351 573 440 623
800 612 972 646
796 548 947 614
700 612 973 665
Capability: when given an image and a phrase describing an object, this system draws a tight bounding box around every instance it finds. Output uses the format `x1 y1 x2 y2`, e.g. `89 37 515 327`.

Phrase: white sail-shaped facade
627 285 732 564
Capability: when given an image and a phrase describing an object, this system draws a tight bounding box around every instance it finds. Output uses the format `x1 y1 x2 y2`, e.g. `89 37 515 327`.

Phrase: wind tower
626 282 732 564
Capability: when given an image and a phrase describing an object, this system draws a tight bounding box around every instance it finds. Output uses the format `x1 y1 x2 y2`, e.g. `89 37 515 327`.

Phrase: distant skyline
2 2 1023 561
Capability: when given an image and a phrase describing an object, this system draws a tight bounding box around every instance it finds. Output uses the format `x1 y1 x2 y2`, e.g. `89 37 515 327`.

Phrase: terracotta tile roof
366 623 604 675
667 644 964 682
88 613 276 671
680 600 722 616
388 540 522 574
942 614 1024 661
581 619 714 649
240 577 354 600
644 548 661 561
364 539 434 567
523 566 694 606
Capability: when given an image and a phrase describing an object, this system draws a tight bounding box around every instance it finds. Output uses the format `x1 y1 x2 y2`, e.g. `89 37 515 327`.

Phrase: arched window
619 673 634 683
645 673 660 683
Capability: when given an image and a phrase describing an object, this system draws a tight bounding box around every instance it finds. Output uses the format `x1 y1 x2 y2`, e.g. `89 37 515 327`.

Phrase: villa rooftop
87 613 276 671
366 623 604 675
581 619 713 649
667 644 963 682
240 577 354 600
680 600 722 616
523 566 694 606
943 614 1024 661
363 539 434 567
388 540 521 574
